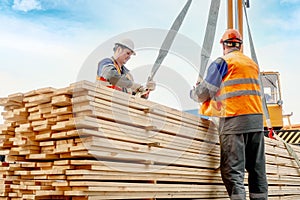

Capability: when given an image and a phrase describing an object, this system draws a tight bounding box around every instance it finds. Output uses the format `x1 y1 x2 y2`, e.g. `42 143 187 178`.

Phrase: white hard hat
115 38 136 55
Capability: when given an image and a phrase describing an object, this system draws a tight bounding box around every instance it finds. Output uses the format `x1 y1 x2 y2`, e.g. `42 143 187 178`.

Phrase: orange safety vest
200 51 263 117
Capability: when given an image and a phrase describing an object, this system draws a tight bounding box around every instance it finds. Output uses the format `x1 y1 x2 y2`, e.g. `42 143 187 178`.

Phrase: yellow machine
261 71 300 144
261 71 284 129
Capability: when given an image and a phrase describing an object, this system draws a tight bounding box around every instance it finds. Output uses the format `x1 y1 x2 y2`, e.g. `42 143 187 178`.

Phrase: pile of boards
0 80 299 200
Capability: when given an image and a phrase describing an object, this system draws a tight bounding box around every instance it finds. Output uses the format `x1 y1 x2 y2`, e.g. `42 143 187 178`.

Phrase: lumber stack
0 80 299 200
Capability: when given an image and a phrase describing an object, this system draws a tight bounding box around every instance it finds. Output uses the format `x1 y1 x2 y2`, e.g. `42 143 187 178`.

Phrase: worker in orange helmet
190 29 268 199
96 38 156 98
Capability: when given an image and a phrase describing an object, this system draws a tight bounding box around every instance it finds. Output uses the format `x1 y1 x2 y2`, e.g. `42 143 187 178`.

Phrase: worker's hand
141 90 150 99
146 80 156 91
190 86 200 102
131 82 144 92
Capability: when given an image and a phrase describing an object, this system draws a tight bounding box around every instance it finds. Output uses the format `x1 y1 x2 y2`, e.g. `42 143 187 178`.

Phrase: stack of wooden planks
0 80 300 200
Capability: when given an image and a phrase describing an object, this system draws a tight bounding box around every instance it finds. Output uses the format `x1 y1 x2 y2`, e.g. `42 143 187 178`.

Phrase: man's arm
102 65 133 88
190 57 228 102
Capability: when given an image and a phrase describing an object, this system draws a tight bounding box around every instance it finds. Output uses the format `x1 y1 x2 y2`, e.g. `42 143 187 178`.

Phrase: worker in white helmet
97 38 155 98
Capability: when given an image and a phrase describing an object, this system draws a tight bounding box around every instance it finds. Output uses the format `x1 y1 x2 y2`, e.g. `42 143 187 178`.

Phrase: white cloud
12 0 42 12
262 7 300 32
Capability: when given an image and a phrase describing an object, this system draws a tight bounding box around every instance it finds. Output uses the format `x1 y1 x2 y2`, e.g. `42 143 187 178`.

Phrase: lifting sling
147 0 192 82
198 0 220 82
136 0 192 97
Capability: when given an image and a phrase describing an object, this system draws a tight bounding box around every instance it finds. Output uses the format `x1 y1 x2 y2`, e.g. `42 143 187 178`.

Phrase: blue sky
1 0 300 125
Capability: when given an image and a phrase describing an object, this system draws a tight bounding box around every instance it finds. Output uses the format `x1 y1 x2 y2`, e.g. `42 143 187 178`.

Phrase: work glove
146 80 156 91
190 80 203 102
190 86 201 103
131 82 145 93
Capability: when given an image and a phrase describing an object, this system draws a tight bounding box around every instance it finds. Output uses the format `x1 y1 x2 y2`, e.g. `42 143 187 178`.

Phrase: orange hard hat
220 29 243 44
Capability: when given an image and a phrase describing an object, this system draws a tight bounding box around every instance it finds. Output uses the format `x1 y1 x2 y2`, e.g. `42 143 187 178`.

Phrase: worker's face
114 47 134 65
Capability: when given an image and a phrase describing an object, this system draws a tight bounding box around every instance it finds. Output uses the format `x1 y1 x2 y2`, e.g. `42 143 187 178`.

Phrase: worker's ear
222 45 227 55
114 46 123 55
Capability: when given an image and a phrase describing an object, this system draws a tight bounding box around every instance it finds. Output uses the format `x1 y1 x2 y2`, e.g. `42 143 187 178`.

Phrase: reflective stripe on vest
217 78 261 101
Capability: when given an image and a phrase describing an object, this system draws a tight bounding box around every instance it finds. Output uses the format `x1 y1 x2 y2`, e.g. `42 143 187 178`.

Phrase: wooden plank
39 141 55 147
30 169 64 175
56 114 73 122
23 87 55 97
27 105 39 113
7 93 23 103
51 95 71 107
2 109 28 122
34 132 52 141
64 191 229 199
51 119 75 131
52 180 69 187
34 190 63 196
51 106 72 115
27 112 42 121
15 123 32 133
27 154 59 160
0 93 23 108
40 145 55 154
31 118 56 127
54 160 70 165
51 131 69 140
47 175 66 180
52 85 73 96
24 94 53 105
